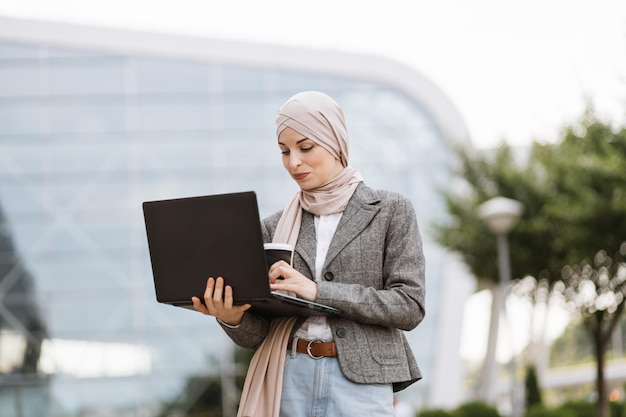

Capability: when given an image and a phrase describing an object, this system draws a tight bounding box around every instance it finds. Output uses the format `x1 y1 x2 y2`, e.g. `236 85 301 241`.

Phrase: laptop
142 191 340 317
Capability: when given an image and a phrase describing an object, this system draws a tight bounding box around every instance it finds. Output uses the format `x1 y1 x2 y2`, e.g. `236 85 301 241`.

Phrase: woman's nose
290 154 302 168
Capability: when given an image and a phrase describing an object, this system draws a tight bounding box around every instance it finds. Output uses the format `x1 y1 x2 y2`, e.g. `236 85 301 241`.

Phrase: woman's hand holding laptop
191 277 251 326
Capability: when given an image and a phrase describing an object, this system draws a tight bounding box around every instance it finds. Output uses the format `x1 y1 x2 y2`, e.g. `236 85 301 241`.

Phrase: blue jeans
279 350 395 417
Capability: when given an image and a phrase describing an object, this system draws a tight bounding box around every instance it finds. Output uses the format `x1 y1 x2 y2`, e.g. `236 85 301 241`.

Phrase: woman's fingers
267 264 318 301
223 282 252 315
193 277 251 320
194 277 222 315
268 260 290 283
202 277 216 301
223 284 234 308
212 277 225 303
191 296 208 313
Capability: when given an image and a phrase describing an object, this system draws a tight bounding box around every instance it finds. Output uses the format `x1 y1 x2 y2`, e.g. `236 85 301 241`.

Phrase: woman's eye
301 146 313 152
281 150 290 155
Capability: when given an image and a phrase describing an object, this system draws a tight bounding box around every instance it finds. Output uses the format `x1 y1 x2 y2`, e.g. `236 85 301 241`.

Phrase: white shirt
293 212 342 341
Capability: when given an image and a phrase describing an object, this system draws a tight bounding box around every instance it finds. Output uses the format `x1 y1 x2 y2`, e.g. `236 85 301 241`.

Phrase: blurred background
0 1 625 416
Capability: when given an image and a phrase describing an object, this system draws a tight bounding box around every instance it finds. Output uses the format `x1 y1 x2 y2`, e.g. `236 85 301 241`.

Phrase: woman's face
278 127 344 190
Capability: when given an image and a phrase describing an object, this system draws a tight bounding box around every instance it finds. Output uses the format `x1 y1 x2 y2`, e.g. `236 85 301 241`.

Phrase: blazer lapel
293 184 381 278
324 185 381 269
295 211 317 277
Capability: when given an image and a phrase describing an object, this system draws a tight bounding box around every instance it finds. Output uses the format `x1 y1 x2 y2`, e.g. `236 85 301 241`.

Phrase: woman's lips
293 172 309 181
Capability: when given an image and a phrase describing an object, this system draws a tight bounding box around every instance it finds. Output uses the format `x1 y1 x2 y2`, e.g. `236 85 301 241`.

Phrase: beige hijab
274 91 363 247
236 91 363 417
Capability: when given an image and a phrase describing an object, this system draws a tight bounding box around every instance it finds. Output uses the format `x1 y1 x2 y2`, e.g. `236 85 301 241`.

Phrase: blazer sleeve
316 192 426 331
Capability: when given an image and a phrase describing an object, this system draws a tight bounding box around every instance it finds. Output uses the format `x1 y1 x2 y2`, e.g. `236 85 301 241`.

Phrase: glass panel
0 42 41 59
136 58 208 93
135 98 211 131
0 101 47 135
221 66 268 92
0 66 42 97
48 57 127 95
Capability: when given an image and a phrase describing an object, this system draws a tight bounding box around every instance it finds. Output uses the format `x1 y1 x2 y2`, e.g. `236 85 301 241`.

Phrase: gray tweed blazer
221 183 426 392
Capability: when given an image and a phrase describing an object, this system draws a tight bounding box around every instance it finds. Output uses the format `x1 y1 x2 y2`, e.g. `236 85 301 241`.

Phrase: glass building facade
0 18 469 416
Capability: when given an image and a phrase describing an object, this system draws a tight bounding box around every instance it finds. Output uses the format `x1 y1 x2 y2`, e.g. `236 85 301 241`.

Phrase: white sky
1 0 626 149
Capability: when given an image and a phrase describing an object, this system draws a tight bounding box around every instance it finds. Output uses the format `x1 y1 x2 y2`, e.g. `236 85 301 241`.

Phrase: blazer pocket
365 326 403 366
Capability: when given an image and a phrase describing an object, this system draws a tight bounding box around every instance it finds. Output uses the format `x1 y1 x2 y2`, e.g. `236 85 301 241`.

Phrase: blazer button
324 271 334 281
336 328 347 338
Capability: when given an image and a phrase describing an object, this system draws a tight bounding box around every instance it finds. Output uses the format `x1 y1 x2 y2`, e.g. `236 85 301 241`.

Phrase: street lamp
476 196 524 414
478 197 524 237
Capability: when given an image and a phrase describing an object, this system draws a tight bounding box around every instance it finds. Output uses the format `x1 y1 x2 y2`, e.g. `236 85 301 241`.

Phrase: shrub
557 400 593 417
611 401 626 417
453 401 500 417
418 409 454 417
525 404 576 417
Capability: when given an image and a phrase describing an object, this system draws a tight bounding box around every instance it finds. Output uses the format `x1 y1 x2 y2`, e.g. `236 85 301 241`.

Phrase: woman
192 91 425 417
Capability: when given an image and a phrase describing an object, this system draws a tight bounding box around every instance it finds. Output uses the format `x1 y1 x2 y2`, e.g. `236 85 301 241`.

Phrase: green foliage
432 142 568 286
610 401 626 417
433 108 626 287
524 401 626 417
558 400 594 417
418 409 454 417
534 112 626 266
435 107 626 417
452 400 501 417
419 400 626 417
525 404 576 417
418 401 501 417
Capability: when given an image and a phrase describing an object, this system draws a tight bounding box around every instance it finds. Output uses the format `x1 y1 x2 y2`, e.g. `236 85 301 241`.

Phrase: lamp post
477 196 524 415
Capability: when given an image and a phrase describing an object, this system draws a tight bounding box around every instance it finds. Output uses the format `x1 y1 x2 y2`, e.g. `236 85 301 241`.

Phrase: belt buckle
306 338 325 360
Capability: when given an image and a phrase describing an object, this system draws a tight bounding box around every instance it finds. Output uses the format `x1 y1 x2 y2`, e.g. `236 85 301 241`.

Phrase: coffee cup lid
264 243 293 251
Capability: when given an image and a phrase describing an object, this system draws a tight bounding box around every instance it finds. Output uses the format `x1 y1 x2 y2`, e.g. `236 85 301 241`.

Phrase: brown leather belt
287 337 337 359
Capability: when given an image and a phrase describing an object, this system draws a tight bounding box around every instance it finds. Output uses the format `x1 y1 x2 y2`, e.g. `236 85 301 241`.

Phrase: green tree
433 142 568 285
433 109 626 417
539 111 626 417
432 141 567 403
554 246 626 417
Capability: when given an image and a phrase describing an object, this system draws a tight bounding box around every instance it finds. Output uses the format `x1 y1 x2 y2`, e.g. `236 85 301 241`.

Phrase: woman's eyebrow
278 138 311 146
